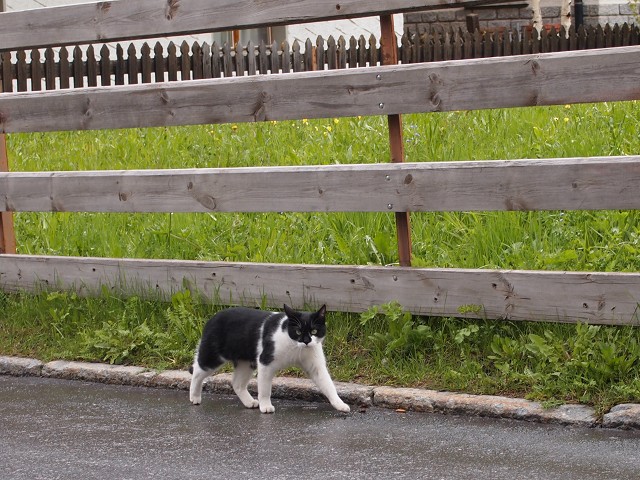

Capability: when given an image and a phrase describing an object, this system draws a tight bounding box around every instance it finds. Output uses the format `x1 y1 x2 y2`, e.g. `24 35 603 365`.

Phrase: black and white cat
189 304 350 414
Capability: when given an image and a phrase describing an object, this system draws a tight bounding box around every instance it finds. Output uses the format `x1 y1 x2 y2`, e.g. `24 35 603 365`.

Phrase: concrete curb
2 355 639 430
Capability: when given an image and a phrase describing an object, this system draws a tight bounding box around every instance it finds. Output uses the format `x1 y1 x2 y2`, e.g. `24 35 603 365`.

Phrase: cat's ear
316 304 327 321
284 304 296 319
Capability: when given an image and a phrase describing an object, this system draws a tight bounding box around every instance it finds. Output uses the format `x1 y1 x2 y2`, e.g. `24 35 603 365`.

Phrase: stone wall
404 5 537 33
588 2 636 26
404 1 636 34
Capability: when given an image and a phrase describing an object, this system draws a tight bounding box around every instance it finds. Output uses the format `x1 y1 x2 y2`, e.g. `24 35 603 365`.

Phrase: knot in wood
97 2 112 13
166 0 180 20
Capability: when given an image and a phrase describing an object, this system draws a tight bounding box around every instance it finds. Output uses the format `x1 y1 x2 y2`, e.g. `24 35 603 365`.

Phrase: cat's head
284 304 327 346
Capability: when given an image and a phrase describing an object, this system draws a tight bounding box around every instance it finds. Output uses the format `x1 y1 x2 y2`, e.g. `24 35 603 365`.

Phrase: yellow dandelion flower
564 117 569 123
302 118 309 125
231 124 238 131
333 118 339 124
326 125 332 132
564 104 571 109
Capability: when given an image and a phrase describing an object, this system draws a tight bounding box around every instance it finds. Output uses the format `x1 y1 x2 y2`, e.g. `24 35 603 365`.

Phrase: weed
360 301 432 356
80 296 160 364
457 304 484 317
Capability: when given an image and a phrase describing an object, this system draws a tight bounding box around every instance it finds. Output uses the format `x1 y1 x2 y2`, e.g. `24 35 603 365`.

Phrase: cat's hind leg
189 361 215 405
190 347 225 406
232 361 259 409
190 342 226 405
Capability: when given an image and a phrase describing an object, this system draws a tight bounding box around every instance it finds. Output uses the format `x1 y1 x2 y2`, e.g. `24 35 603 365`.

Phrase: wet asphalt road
1 376 639 480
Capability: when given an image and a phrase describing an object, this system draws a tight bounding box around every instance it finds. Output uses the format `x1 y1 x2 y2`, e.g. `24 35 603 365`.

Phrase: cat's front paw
333 401 351 413
260 403 276 414
190 394 202 405
243 399 259 409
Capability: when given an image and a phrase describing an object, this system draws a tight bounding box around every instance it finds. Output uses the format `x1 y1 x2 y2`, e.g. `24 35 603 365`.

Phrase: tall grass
10 103 640 270
3 102 640 414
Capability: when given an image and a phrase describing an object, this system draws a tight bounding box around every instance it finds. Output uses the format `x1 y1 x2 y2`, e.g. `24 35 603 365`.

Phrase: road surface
1 375 639 479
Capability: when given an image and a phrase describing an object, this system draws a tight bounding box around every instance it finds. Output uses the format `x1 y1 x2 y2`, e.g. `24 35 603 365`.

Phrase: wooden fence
1 23 638 92
1 0 640 325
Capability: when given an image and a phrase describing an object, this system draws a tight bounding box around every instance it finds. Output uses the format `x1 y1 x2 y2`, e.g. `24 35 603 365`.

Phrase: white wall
6 0 87 10
287 16 403 44
5 0 403 48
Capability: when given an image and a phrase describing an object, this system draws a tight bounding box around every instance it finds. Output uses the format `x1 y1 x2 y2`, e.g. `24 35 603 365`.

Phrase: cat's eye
295 329 302 336
311 329 318 335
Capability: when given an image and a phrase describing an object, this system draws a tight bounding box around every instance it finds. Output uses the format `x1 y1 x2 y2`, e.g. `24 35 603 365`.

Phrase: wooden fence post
0 0 16 254
380 14 412 267
0 135 16 255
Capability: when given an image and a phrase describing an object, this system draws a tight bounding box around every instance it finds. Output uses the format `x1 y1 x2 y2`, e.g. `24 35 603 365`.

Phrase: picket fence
1 23 638 92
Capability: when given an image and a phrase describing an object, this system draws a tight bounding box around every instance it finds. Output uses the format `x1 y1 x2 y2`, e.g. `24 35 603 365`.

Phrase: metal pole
380 14 412 267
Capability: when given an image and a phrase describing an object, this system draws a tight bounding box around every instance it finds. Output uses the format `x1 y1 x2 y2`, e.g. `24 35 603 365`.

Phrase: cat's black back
196 307 283 370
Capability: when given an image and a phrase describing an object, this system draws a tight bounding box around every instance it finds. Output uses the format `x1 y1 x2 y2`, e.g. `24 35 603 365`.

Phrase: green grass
2 102 640 415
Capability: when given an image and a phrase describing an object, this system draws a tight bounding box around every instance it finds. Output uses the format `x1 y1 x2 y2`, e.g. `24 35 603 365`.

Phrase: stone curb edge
2 355 639 430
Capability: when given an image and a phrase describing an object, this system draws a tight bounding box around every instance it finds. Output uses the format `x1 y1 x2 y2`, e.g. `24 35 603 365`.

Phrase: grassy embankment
2 102 640 415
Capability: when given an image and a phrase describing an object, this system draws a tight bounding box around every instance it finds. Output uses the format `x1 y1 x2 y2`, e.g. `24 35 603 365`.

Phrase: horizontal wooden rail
0 254 638 325
2 47 640 133
0 0 482 51
2 157 640 213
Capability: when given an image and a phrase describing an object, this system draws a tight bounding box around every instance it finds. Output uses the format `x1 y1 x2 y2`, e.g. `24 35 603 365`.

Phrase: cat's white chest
267 327 324 370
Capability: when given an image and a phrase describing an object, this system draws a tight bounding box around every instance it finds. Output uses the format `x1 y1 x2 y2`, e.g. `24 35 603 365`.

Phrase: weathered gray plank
1 47 639 133
0 254 638 325
2 157 640 213
0 0 479 51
